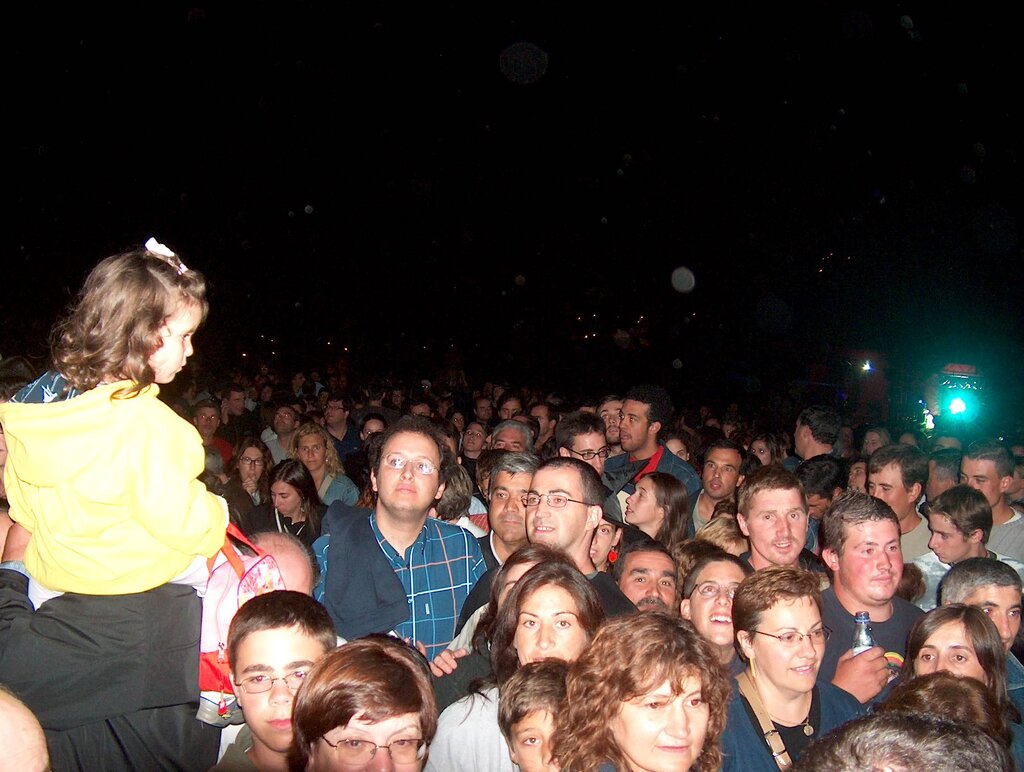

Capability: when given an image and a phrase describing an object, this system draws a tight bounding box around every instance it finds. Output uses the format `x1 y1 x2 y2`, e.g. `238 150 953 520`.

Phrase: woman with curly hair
556 612 731 771
289 421 358 506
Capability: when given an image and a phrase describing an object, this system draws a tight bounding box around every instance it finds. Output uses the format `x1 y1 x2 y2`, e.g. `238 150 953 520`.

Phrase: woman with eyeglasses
426 560 605 771
222 435 272 528
289 636 437 771
290 423 359 507
722 566 863 771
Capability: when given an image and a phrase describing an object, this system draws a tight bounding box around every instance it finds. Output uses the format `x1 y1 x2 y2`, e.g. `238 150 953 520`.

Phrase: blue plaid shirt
370 515 486 659
313 515 485 659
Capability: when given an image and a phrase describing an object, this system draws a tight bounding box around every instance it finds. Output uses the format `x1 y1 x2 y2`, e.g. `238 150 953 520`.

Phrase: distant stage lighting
861 360 872 372
949 397 967 415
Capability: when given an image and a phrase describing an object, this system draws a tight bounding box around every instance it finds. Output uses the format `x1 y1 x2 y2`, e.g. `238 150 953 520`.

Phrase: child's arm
130 409 228 560
1 520 30 563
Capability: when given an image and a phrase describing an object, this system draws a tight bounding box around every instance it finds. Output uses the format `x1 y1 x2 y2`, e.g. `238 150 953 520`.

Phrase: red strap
208 522 266 579
631 445 665 482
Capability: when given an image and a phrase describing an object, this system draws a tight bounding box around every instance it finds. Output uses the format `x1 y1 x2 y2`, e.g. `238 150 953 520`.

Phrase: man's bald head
252 531 317 595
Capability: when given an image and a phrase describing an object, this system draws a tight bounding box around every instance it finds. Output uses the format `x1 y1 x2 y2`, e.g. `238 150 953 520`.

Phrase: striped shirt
369 514 486 659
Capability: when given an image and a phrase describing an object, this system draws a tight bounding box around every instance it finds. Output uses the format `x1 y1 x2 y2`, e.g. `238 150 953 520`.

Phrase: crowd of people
2 241 1024 771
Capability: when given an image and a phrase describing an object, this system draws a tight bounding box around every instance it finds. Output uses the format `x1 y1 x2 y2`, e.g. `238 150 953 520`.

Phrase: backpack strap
208 521 265 579
736 671 793 770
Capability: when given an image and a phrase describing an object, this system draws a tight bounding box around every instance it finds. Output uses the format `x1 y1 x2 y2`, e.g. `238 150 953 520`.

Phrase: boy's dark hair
929 447 964 482
498 659 569 740
930 485 993 543
795 455 847 500
796 405 840 446
868 443 929 490
965 440 1015 479
227 590 336 670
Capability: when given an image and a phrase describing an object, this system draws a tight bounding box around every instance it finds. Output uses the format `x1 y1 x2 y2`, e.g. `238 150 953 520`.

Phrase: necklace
767 709 814 736
748 669 814 736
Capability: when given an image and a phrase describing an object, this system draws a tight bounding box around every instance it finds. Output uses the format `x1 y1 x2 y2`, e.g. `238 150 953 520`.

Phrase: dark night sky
4 4 1022 423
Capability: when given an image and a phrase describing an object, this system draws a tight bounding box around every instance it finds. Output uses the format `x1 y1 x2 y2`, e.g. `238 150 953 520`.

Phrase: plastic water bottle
851 611 875 655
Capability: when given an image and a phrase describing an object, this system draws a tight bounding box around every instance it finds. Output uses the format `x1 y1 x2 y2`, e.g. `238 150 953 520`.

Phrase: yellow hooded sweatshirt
0 380 227 594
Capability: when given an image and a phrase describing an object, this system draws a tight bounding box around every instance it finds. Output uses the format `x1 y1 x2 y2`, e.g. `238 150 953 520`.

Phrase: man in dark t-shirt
820 490 923 704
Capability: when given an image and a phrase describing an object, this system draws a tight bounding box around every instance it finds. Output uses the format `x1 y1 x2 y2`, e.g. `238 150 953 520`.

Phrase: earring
607 548 619 564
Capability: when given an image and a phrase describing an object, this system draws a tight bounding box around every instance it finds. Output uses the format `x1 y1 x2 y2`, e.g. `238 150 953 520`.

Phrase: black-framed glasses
567 446 612 461
234 670 309 694
320 736 426 764
521 493 593 509
750 627 831 647
239 457 265 467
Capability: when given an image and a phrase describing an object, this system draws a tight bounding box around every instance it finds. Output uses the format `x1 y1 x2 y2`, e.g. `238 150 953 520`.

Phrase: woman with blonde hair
289 422 358 506
556 612 731 771
695 514 748 557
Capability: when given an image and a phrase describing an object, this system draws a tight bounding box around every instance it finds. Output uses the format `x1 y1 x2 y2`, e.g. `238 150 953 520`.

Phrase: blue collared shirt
369 514 485 659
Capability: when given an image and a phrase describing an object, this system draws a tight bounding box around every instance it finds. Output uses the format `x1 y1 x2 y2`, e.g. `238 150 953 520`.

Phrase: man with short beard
603 385 700 502
597 395 623 457
613 539 677 612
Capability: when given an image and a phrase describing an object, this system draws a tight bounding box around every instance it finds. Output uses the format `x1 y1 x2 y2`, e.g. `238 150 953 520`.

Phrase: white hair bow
145 236 188 275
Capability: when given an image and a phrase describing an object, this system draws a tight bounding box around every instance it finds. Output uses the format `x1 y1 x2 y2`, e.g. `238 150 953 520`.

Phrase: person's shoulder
429 518 484 545
891 595 925 620
818 679 866 716
820 586 846 617
440 685 498 721
604 452 627 470
996 554 1024 576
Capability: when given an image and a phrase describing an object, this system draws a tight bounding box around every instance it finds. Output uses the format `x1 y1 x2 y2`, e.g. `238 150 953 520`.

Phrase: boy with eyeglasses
680 550 753 674
214 591 337 771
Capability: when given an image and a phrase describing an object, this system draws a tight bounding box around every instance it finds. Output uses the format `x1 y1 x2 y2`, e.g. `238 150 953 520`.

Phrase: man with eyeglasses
819 490 922 704
217 591 337 771
323 395 361 463
680 550 752 675
556 410 633 535
525 457 636 616
191 399 233 466
317 416 486 659
264 404 299 465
